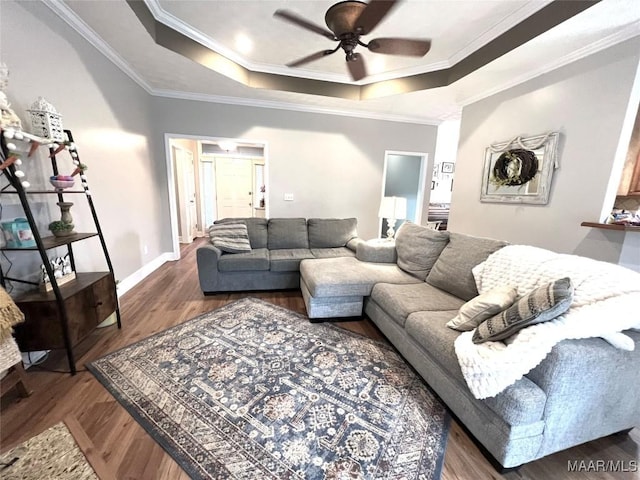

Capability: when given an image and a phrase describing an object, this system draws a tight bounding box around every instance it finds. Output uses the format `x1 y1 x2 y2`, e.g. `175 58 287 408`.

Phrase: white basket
0 336 21 372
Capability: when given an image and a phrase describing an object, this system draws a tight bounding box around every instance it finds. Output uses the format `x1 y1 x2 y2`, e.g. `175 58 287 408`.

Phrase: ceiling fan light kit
325 1 367 37
274 0 431 81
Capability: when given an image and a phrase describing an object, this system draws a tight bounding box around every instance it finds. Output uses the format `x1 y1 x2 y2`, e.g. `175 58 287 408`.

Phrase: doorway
380 151 427 237
165 134 268 259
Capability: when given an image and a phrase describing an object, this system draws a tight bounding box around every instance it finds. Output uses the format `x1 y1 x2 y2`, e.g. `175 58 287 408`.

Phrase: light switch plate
284 193 294 201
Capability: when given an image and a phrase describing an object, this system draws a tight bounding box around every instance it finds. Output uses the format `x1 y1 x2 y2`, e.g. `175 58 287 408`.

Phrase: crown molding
43 0 437 124
448 0 553 66
44 0 633 127
150 88 441 125
144 0 449 85
143 0 552 85
42 0 154 94
460 21 640 107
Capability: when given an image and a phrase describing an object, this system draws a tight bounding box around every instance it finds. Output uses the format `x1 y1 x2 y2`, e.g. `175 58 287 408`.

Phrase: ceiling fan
274 0 431 82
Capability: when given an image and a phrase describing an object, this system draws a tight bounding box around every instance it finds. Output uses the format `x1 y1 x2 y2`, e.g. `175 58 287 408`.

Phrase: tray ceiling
55 0 640 123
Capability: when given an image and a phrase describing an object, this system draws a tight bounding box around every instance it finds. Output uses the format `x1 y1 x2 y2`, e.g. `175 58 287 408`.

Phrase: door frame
164 133 269 260
172 145 197 244
379 150 428 237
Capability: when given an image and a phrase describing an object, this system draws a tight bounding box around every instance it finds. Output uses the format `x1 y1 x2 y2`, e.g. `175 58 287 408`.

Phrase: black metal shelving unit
0 128 121 374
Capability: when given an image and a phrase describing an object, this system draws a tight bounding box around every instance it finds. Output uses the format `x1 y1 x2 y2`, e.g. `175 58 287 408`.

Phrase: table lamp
378 196 407 239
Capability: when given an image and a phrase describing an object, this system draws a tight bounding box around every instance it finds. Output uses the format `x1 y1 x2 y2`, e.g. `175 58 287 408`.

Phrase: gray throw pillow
472 277 574 344
209 223 251 253
447 285 518 331
395 222 449 280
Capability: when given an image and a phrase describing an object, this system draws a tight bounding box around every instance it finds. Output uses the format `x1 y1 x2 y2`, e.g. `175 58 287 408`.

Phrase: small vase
57 202 74 224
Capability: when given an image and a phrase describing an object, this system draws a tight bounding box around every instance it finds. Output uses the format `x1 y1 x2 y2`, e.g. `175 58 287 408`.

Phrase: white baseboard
117 252 176 297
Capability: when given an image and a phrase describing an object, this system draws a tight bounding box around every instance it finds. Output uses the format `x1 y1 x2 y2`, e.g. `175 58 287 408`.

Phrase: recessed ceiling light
235 33 253 55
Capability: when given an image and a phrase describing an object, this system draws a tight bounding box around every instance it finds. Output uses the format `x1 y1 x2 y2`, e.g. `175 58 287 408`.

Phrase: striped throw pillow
209 223 251 253
472 277 573 344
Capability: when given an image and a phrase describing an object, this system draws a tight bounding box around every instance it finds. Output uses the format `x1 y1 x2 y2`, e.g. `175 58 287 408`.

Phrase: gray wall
451 37 640 268
151 98 438 240
1 1 170 286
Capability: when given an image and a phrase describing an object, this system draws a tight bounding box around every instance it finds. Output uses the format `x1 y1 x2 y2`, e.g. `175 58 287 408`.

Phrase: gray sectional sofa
196 217 363 294
299 221 640 469
198 217 640 469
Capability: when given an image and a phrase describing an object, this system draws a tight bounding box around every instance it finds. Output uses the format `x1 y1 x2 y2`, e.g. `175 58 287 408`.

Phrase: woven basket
0 336 21 372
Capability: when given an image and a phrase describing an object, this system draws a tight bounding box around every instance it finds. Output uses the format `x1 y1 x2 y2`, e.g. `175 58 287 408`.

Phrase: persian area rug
88 298 450 479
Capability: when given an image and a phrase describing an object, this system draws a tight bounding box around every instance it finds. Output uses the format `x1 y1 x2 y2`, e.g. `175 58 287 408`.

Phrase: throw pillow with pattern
447 285 518 331
472 277 573 344
209 223 251 253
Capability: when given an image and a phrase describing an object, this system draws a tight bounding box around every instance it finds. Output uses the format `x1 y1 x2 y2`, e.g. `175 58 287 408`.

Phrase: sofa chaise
298 221 640 468
196 217 363 294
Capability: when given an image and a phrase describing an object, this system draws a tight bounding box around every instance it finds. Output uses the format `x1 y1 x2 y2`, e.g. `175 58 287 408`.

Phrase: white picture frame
480 132 560 204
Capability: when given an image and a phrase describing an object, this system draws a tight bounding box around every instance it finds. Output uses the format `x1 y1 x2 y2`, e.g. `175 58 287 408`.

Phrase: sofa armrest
355 240 398 263
196 244 223 293
346 237 365 252
525 331 640 457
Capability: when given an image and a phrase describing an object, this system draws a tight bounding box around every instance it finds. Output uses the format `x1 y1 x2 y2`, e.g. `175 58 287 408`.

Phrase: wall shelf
580 222 640 232
0 128 121 374
0 232 99 251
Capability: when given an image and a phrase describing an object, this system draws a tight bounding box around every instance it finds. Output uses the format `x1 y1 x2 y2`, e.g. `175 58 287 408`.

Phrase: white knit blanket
454 245 640 399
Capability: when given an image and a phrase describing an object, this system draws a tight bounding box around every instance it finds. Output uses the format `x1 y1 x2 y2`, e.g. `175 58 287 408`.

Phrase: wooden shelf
580 222 640 232
14 272 111 302
1 190 86 194
0 232 98 251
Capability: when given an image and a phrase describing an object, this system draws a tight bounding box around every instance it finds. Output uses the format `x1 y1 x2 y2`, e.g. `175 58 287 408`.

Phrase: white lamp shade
378 196 407 220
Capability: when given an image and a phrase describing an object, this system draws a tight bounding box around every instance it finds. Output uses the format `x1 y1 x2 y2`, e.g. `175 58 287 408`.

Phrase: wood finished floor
1 238 638 480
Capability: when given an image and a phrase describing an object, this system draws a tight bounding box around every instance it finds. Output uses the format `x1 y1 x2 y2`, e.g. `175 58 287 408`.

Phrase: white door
215 158 253 218
174 147 198 243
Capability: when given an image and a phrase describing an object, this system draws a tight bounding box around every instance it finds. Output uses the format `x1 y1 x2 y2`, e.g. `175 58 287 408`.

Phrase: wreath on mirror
491 148 538 186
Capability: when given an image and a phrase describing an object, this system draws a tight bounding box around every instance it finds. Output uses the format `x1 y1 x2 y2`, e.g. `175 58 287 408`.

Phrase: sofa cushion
307 218 358 248
214 218 268 249
447 285 518 331
371 282 464 328
218 248 270 272
311 247 356 259
268 218 309 249
270 249 314 272
426 232 507 301
395 222 449 280
300 257 421 297
405 310 546 426
473 277 574 344
208 223 251 253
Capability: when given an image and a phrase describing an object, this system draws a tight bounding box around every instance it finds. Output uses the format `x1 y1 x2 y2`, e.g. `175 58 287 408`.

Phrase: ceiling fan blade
286 50 336 68
355 0 399 35
367 38 431 56
347 53 367 81
274 10 336 40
